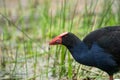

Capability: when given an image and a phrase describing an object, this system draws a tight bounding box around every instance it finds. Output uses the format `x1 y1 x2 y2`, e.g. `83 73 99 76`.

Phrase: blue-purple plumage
49 26 120 80
83 26 120 65
68 42 119 75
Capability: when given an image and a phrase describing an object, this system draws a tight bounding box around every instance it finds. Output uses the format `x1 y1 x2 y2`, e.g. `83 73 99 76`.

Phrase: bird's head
49 32 81 48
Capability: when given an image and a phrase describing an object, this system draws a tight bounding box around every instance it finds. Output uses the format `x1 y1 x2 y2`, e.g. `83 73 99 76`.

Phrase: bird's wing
83 26 120 49
83 26 120 64
97 31 120 54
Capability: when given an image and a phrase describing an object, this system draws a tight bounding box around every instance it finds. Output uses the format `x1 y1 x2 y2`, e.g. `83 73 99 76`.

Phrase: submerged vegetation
0 0 120 80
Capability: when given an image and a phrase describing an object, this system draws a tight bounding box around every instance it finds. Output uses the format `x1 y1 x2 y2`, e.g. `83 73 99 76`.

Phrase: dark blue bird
49 26 120 80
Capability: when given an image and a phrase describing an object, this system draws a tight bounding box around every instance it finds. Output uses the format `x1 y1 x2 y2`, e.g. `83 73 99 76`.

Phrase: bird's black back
83 26 120 65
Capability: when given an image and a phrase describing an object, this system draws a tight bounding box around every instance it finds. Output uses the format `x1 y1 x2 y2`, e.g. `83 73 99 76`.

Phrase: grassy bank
0 0 120 80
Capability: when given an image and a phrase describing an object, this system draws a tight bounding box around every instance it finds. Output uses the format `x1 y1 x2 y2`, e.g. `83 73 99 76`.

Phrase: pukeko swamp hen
49 26 120 80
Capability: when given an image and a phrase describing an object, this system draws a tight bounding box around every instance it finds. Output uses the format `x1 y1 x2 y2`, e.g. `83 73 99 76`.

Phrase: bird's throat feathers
67 42 89 56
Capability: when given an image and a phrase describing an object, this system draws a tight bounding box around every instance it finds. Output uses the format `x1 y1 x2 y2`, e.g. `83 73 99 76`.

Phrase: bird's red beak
49 32 68 45
49 36 62 45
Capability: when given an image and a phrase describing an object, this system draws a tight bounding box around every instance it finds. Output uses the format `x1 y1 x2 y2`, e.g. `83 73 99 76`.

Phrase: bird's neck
67 41 88 53
66 41 89 62
66 41 97 66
